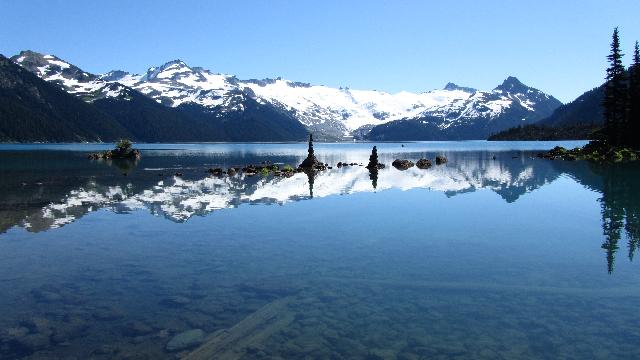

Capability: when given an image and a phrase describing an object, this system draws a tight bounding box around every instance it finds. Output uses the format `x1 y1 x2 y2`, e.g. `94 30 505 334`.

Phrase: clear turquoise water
1 141 639 359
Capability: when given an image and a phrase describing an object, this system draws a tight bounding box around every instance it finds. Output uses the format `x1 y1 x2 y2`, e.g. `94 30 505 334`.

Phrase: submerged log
184 297 295 360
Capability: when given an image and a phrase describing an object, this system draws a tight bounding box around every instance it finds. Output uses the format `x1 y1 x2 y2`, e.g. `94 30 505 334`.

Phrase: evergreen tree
603 27 627 145
629 41 640 147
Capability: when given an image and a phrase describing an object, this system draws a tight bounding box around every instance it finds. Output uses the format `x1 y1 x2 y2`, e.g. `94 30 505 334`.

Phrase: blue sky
1 0 639 102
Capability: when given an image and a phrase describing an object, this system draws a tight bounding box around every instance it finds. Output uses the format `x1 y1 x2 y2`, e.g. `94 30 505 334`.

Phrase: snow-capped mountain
10 50 562 140
11 50 136 102
366 77 563 140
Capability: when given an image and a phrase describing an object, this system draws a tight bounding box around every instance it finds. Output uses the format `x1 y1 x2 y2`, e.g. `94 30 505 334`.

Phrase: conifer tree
629 41 640 147
603 27 627 145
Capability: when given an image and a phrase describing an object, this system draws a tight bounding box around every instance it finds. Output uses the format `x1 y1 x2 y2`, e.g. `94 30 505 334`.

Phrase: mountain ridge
5 50 563 142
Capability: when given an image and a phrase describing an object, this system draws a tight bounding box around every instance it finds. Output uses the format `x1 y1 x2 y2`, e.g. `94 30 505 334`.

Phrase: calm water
1 141 639 360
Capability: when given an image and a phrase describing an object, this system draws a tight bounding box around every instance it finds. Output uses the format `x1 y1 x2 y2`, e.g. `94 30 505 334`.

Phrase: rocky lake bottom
0 141 639 359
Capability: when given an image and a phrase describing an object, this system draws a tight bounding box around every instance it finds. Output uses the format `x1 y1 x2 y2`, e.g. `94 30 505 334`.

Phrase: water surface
1 141 639 359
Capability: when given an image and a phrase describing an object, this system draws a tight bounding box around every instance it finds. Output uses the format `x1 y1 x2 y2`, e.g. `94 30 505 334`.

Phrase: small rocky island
88 139 140 160
538 142 639 162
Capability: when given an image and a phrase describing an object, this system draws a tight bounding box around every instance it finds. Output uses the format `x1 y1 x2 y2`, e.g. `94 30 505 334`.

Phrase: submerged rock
92 344 118 355
121 321 154 337
392 159 414 170
160 295 191 308
14 333 50 353
92 306 125 321
166 329 205 352
30 289 63 303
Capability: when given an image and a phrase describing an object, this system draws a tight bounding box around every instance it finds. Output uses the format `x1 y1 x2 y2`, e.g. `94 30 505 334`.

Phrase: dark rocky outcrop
208 168 223 176
416 158 432 169
435 155 448 165
88 139 140 160
392 159 414 170
538 142 640 162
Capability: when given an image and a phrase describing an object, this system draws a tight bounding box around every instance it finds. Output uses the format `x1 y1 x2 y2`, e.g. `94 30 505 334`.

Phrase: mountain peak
495 76 528 92
14 50 45 59
99 70 131 82
163 59 188 67
443 82 476 93
142 59 197 81
12 50 57 65
10 50 95 84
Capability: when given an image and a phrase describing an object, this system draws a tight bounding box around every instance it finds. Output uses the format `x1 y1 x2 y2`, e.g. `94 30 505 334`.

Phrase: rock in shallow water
166 329 205 352
416 158 432 169
435 155 448 165
121 321 154 337
392 159 414 170
13 333 51 353
92 306 126 321
160 295 191 308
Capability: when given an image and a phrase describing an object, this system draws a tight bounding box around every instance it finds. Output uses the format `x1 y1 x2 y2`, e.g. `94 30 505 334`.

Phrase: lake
1 140 639 359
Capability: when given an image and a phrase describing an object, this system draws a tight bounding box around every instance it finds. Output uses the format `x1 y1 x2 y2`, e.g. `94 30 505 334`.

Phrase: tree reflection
593 162 640 273
105 158 139 175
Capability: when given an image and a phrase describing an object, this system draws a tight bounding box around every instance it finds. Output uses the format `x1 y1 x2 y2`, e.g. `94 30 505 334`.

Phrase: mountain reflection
1 151 639 273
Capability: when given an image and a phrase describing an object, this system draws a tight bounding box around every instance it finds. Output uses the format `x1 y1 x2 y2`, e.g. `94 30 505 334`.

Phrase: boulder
92 306 125 321
165 329 205 352
416 158 432 169
121 321 154 337
392 159 414 170
435 155 448 165
160 295 191 308
208 168 223 176
14 333 50 352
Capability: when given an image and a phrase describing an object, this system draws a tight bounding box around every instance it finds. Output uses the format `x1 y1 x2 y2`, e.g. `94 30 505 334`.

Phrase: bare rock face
435 155 448 165
392 159 414 170
416 158 432 169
